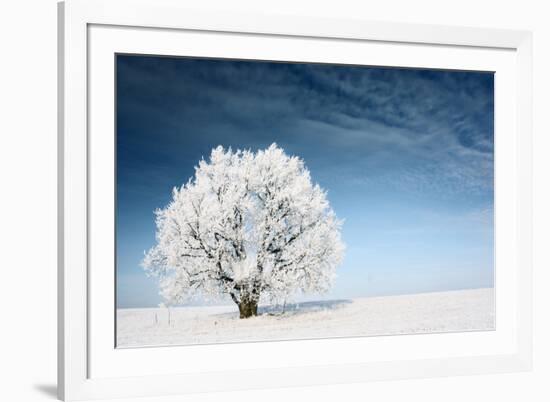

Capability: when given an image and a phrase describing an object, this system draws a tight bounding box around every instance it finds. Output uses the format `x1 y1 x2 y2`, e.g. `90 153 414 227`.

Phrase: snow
116 288 495 348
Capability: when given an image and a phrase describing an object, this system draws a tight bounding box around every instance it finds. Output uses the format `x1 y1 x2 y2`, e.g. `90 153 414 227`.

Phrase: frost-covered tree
143 144 345 318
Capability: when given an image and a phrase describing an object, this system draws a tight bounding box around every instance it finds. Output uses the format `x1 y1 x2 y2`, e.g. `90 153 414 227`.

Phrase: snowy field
116 288 495 348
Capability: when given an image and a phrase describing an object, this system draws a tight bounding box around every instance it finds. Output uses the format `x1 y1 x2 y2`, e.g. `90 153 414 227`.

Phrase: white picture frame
58 0 533 400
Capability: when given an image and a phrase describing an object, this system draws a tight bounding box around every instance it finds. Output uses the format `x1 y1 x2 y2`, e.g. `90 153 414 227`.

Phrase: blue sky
116 55 494 308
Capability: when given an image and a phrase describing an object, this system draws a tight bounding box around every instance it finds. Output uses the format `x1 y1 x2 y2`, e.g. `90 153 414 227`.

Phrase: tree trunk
238 299 258 319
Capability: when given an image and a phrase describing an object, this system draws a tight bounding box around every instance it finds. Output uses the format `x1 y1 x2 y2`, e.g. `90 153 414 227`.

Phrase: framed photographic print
58 0 533 400
115 55 497 348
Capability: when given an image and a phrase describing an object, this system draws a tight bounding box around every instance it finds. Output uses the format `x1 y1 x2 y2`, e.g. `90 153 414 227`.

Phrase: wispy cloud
117 56 493 199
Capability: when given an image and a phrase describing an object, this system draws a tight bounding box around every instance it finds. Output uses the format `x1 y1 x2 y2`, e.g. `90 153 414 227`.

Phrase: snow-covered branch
142 144 345 318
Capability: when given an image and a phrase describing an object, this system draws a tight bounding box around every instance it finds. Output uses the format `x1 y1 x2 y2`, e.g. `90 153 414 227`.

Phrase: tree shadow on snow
261 299 353 316
213 299 353 319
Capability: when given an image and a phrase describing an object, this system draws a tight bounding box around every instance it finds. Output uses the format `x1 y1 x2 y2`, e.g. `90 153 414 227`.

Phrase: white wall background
0 0 548 401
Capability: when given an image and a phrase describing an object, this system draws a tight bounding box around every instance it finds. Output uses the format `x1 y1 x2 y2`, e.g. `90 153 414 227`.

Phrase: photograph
115 54 495 348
